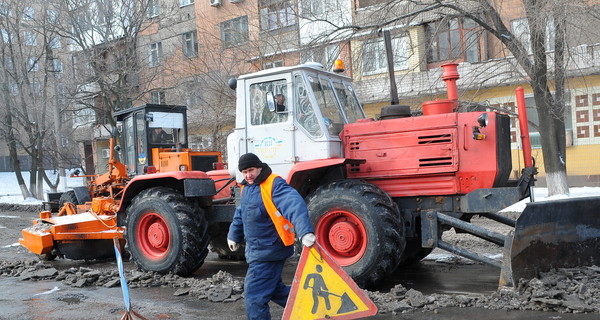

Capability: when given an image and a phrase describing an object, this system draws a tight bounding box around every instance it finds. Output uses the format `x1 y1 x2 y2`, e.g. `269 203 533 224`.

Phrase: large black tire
208 223 246 260
306 179 405 288
124 187 210 276
59 190 79 206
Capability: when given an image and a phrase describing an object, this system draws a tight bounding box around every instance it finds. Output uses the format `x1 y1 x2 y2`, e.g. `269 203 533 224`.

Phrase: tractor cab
227 63 365 180
114 104 190 176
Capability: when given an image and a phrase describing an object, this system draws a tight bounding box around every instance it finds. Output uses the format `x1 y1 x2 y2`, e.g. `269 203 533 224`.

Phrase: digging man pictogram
303 264 331 314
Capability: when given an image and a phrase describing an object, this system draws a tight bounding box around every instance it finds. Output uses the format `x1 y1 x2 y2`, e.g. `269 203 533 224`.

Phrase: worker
275 93 286 112
151 127 169 143
227 152 316 320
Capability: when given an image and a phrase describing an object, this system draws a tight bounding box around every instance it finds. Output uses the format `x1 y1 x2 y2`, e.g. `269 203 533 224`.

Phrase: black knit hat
238 153 265 171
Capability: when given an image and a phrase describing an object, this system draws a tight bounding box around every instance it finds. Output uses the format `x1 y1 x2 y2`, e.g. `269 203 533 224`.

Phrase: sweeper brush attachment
500 196 600 287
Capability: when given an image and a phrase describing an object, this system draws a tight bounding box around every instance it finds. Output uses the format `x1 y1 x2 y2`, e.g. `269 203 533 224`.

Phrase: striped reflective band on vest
260 174 295 246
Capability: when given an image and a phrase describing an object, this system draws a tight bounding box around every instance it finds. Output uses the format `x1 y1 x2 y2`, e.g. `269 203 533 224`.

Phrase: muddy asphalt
0 203 599 320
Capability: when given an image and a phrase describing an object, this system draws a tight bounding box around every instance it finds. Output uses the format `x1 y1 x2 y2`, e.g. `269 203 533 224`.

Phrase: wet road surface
1 254 597 320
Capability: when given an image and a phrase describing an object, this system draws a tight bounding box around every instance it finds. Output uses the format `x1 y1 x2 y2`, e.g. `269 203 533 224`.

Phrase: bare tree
0 1 70 199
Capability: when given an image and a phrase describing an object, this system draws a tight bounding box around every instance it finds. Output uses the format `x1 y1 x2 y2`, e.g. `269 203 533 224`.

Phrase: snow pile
0 170 84 205
500 187 600 213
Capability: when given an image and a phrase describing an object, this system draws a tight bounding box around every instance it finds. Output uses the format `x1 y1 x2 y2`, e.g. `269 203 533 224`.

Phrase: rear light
472 126 486 140
213 162 225 170
144 166 157 174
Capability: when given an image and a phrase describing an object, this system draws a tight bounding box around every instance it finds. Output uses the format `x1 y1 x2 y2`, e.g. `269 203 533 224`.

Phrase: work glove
301 233 316 247
227 239 239 252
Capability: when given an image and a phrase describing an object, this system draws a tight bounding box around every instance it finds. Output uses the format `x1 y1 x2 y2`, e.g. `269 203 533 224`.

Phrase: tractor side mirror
228 78 237 90
266 92 276 112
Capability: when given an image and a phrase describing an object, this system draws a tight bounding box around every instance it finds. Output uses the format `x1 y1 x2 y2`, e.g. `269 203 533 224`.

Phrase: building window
301 44 341 70
149 42 163 67
23 6 34 20
259 0 295 31
0 4 12 16
221 16 249 47
47 10 58 24
147 0 159 18
182 31 198 57
180 0 194 6
52 59 63 73
264 60 283 69
510 18 531 54
24 31 37 46
511 17 555 53
1 29 12 43
426 18 482 64
361 35 408 75
32 81 41 93
302 0 323 16
27 57 39 72
151 91 166 104
50 36 61 49
72 106 96 128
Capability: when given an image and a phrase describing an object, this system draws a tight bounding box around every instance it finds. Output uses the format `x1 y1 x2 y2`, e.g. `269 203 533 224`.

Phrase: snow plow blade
500 196 600 287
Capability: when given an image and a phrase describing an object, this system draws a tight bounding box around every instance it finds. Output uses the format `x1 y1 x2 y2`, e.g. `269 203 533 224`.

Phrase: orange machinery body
151 148 222 173
342 111 511 197
19 197 123 255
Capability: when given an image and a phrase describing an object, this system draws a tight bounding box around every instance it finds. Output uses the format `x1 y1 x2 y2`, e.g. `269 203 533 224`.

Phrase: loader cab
114 104 188 176
227 63 365 180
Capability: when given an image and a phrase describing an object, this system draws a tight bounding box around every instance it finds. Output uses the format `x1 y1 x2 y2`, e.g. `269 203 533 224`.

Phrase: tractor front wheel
307 179 405 288
125 187 210 276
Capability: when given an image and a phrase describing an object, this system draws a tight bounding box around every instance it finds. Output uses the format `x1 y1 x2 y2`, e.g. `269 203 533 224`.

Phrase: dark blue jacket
227 167 314 264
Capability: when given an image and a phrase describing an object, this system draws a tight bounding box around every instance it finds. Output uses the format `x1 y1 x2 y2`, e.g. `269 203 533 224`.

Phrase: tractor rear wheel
59 190 78 206
125 187 210 276
306 179 405 288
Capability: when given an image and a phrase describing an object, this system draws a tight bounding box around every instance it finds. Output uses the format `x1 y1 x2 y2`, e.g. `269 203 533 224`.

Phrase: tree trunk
8 144 30 199
534 88 569 195
525 3 569 196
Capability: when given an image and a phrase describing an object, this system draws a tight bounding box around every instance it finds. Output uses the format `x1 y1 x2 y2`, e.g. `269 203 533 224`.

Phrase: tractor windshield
332 81 365 123
147 112 185 145
299 73 365 138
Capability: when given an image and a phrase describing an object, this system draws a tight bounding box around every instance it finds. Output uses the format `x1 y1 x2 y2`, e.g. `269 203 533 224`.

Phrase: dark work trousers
244 259 289 320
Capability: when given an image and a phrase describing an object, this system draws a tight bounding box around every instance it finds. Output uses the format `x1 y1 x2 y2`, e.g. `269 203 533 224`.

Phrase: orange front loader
20 104 229 270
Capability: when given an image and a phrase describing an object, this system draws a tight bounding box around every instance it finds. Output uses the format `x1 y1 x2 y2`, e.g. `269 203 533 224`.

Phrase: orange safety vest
241 174 296 246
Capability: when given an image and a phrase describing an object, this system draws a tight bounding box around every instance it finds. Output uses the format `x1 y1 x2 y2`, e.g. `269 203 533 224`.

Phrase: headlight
179 164 188 171
477 113 489 127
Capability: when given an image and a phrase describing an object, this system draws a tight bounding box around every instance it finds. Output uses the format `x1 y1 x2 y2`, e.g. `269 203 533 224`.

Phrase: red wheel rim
136 212 170 260
315 210 367 266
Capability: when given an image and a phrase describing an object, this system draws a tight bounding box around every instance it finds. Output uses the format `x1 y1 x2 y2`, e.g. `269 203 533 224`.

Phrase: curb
0 203 43 213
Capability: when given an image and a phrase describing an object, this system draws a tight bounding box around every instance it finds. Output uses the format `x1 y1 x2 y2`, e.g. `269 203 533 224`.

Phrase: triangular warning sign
282 243 377 320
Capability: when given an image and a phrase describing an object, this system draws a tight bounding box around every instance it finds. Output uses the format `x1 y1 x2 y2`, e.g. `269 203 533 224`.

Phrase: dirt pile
370 266 600 314
2 259 598 314
0 260 244 302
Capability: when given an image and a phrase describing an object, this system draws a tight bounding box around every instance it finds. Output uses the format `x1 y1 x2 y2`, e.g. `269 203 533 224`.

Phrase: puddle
57 293 88 305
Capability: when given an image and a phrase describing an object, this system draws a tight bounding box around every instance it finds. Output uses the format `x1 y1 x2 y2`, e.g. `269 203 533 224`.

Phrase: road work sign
282 243 377 319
